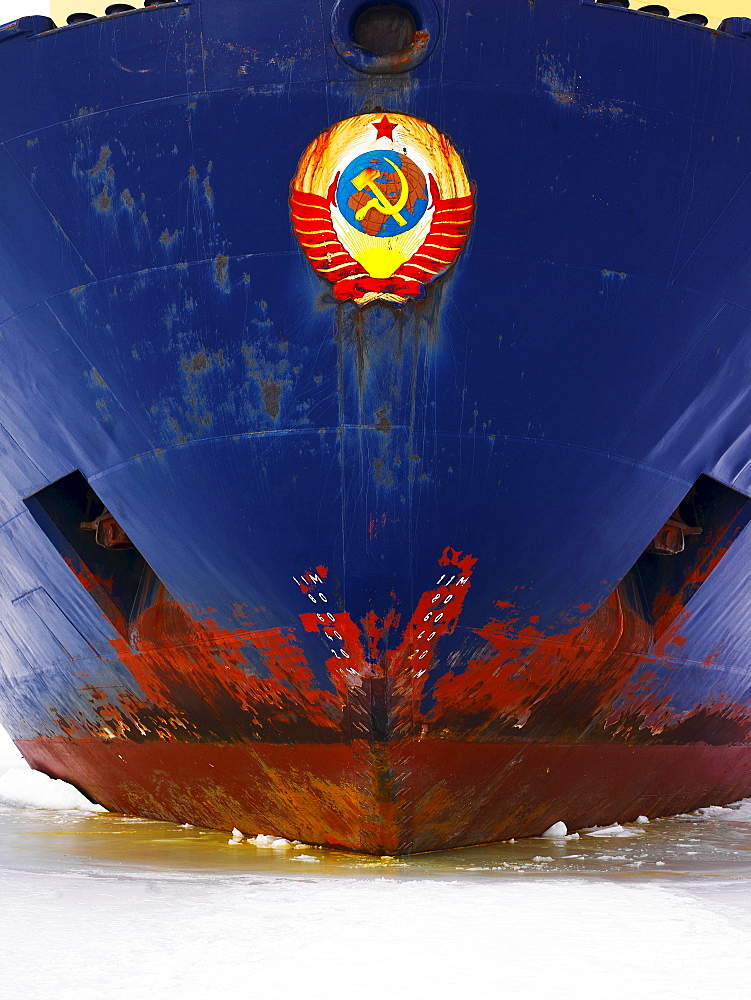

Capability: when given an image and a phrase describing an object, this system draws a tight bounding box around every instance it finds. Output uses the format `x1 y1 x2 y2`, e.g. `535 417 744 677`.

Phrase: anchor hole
353 4 417 55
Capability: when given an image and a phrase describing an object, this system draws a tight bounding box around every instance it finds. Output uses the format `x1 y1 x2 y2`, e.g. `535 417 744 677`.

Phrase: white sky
0 0 49 21
3 0 751 32
0 1 111 25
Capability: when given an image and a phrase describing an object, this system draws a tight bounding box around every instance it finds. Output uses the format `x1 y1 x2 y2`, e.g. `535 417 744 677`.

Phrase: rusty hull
3 2 751 852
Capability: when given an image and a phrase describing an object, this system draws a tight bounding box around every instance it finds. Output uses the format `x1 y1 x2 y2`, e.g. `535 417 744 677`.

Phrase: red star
371 115 397 140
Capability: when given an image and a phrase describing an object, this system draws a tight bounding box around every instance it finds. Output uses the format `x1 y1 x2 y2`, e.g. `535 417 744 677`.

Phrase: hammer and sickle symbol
351 157 410 227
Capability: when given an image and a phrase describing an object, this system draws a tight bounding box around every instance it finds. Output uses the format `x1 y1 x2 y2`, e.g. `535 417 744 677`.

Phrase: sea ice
247 834 294 848
585 824 644 838
1 849 750 1000
0 764 105 812
541 821 567 838
696 805 734 818
0 727 22 771
727 799 751 821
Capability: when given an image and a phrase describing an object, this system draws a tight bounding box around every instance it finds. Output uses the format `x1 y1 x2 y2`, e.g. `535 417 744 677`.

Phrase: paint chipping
256 377 283 419
373 407 391 434
182 351 209 373
214 255 230 291
88 146 112 176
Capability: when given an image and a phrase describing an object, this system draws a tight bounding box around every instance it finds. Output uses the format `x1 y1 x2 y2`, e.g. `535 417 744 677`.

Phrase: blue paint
0 0 749 758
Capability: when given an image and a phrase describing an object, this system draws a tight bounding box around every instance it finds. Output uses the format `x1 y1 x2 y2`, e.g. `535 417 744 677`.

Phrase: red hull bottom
17 737 751 854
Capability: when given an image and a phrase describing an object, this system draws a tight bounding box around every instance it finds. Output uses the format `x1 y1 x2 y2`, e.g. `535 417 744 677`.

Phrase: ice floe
246 834 311 849
541 821 568 838
584 823 644 838
0 764 105 812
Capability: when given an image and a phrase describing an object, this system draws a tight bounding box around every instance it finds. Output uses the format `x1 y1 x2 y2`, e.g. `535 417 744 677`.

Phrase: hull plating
1 0 751 851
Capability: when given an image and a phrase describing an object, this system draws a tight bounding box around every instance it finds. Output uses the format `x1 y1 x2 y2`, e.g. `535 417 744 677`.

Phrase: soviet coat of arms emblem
290 113 474 305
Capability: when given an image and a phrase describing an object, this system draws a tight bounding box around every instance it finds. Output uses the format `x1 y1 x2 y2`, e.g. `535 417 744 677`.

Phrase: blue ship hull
1 0 751 852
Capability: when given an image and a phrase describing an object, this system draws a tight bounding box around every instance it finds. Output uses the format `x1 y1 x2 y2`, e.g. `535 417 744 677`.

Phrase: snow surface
0 725 22 770
1 862 750 1000
0 766 105 811
0 728 104 812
